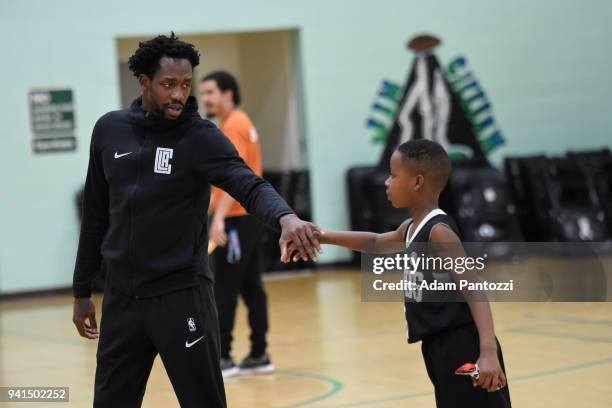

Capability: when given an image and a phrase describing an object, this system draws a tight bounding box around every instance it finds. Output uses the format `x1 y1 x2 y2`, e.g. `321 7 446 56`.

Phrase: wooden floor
1 269 611 407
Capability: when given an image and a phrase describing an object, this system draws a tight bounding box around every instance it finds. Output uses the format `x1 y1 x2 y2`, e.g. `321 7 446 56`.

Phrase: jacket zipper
128 135 145 297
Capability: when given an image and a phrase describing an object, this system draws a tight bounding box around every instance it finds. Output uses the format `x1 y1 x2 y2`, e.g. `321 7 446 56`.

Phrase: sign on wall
28 88 77 153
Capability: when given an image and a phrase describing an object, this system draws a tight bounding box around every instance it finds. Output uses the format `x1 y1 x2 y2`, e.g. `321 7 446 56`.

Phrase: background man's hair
396 139 452 190
201 71 241 106
128 32 200 79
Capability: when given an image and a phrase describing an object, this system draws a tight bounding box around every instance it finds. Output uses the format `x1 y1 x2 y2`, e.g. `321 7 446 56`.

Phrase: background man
201 71 273 377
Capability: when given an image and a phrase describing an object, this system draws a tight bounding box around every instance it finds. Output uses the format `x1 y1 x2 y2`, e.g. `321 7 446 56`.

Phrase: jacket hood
129 95 200 130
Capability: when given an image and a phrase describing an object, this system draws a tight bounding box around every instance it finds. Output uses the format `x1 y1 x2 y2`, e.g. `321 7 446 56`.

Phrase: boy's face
385 151 423 208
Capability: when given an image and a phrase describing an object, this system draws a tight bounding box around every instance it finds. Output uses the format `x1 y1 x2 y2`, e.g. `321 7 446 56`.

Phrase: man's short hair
201 71 241 106
396 139 451 191
128 32 200 79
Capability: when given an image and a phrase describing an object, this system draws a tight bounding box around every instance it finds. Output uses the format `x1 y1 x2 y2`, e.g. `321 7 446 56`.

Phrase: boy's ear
414 174 425 190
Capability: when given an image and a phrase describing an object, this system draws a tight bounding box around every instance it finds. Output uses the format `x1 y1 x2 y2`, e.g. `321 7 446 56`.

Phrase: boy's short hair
396 139 451 191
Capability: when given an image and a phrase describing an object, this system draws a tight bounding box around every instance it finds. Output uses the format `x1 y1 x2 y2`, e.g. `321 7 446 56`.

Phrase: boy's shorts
421 323 511 408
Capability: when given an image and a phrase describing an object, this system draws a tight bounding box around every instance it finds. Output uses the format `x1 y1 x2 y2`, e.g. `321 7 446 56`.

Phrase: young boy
297 140 511 407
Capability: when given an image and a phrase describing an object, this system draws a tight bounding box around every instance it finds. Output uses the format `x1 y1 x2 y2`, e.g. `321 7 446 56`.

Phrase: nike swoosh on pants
185 336 205 348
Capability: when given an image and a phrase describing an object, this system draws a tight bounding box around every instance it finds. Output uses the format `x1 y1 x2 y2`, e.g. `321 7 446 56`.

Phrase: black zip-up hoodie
73 96 294 298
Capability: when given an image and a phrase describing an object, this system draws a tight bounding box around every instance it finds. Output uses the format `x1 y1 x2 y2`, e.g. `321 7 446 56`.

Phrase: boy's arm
430 225 507 392
315 220 410 254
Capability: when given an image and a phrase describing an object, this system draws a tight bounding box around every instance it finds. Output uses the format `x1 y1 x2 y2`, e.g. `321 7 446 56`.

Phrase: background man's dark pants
94 278 226 407
212 215 269 359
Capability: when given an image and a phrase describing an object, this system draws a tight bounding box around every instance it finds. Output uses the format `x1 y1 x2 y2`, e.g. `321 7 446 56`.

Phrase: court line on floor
509 327 612 343
279 371 344 408
509 356 612 382
61 369 344 406
524 313 612 326
318 355 612 407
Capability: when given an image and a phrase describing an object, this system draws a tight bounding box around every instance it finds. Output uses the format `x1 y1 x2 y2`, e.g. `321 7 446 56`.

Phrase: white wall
238 30 304 170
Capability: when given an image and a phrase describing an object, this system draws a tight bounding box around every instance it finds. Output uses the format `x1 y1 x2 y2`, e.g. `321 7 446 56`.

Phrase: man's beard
145 93 166 117
146 93 184 118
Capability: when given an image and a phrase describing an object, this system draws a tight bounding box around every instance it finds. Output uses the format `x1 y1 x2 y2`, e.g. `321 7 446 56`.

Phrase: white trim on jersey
405 208 447 246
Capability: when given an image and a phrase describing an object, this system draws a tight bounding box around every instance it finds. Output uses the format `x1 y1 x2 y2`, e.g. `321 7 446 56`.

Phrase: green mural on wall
366 37 504 164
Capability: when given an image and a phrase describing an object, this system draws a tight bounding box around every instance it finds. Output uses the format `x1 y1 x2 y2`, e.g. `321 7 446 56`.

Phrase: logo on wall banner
154 147 173 174
370 34 505 170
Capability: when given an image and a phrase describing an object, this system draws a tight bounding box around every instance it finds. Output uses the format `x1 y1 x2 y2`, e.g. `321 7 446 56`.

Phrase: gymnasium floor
1 269 611 407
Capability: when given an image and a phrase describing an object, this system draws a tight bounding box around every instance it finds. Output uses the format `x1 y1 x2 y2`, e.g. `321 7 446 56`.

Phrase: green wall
1 0 610 293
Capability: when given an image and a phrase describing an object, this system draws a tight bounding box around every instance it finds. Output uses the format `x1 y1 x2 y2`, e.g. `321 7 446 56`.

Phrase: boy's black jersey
73 96 294 299
404 209 474 343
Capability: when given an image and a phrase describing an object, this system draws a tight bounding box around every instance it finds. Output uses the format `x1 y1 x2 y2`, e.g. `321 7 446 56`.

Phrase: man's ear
138 74 150 91
223 89 233 103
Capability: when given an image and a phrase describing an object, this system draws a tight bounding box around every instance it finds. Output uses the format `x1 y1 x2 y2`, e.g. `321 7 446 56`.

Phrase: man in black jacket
72 33 320 408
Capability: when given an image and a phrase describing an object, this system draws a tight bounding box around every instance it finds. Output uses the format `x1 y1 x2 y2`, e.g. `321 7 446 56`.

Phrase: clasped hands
278 214 323 263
